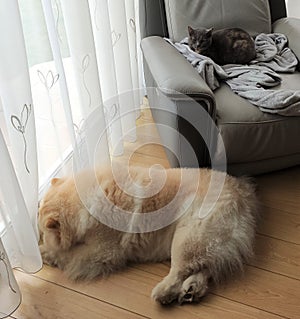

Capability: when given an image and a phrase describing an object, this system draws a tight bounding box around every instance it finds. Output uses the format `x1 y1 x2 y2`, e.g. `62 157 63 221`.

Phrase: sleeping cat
188 26 256 65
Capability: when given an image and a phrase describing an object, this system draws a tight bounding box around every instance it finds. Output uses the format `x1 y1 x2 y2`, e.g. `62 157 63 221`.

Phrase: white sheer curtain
0 0 142 317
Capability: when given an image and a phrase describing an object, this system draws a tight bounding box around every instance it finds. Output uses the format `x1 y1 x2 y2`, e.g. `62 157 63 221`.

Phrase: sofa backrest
165 0 272 41
140 0 287 39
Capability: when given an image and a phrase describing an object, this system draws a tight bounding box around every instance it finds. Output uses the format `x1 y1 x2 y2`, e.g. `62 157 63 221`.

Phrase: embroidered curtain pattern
0 0 142 316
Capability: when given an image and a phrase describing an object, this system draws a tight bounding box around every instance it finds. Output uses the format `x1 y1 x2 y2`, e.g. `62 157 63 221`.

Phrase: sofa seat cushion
164 0 271 42
214 72 300 164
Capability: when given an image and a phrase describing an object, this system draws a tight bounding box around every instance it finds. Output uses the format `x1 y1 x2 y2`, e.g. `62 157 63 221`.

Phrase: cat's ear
206 28 213 36
188 26 194 35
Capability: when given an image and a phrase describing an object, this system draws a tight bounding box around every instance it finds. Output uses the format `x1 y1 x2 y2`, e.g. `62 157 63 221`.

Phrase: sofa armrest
141 36 215 112
272 17 300 61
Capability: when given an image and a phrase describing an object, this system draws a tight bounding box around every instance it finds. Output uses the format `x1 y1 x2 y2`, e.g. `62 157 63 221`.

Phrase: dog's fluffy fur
39 165 259 304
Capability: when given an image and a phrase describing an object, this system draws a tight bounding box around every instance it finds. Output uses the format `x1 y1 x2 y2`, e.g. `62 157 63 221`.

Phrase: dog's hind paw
151 281 181 305
178 273 208 304
152 272 209 305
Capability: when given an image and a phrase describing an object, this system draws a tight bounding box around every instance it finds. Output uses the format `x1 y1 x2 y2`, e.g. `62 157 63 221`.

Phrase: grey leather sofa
140 0 300 175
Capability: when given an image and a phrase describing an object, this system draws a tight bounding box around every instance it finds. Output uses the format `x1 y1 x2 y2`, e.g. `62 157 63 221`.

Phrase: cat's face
188 26 213 54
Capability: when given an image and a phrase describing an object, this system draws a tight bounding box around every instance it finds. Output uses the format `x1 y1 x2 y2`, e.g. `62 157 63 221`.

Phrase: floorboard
251 234 300 280
257 205 300 244
13 270 146 319
257 168 300 214
215 265 300 319
33 266 285 319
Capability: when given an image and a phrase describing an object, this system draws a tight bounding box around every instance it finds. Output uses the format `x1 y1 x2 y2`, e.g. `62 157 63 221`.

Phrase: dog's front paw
39 245 59 267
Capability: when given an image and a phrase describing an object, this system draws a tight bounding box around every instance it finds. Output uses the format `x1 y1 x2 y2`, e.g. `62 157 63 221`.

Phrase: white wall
286 0 300 18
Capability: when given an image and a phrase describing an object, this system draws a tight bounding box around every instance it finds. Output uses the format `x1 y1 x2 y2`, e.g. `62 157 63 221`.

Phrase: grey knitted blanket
166 33 300 116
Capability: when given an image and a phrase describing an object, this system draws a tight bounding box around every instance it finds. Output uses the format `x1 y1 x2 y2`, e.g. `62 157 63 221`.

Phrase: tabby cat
188 26 256 65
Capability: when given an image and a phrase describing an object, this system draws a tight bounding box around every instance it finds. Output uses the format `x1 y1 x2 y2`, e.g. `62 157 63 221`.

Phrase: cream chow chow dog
39 164 258 305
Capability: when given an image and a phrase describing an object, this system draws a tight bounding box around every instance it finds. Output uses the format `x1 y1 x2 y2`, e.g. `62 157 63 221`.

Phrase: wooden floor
12 107 300 319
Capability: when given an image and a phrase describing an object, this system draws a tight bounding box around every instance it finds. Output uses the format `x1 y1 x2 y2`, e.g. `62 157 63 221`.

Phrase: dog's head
39 177 81 252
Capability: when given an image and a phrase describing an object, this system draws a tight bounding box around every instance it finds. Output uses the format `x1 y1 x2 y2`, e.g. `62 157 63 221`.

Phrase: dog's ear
46 213 73 250
45 217 60 230
51 178 64 186
45 216 72 250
